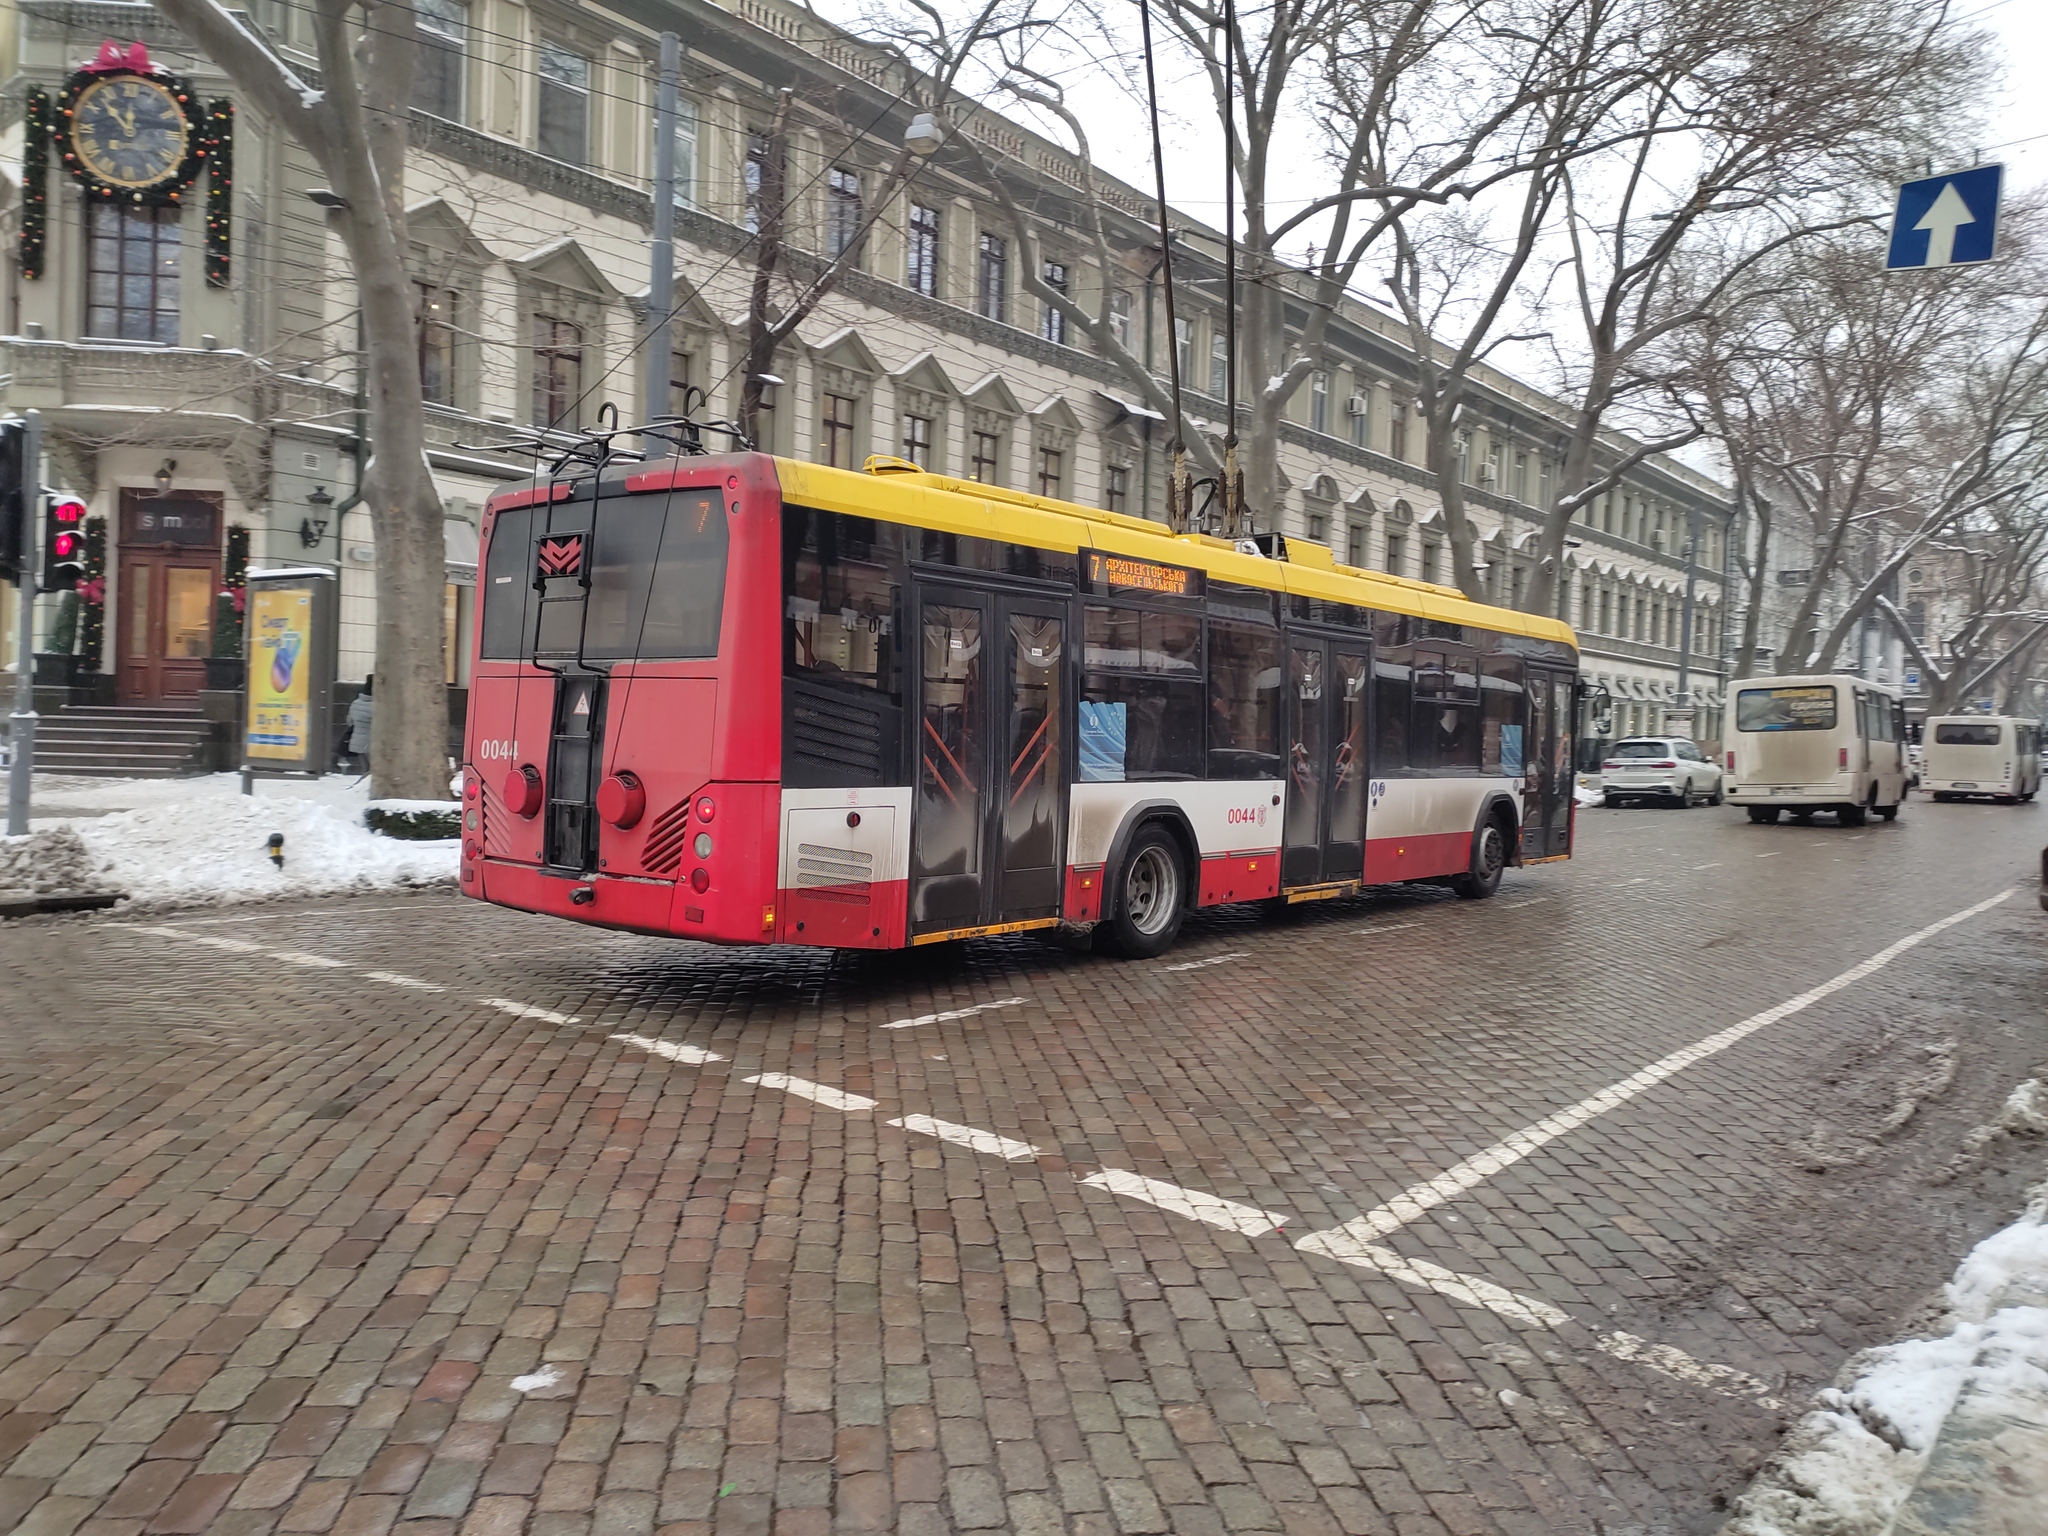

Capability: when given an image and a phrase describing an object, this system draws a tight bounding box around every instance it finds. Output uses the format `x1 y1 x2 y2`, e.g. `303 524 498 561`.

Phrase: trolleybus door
1521 667 1573 858
1280 639 1371 887
910 588 1068 935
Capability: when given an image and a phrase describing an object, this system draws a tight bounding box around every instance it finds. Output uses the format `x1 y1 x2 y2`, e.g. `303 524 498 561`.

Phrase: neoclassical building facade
1 0 1732 742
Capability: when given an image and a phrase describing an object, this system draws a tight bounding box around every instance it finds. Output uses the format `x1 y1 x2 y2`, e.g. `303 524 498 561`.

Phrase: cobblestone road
3 798 2045 1536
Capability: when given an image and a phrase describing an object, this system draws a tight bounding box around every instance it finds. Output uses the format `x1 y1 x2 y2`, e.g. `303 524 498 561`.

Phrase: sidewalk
1724 1155 2048 1535
0 772 456 909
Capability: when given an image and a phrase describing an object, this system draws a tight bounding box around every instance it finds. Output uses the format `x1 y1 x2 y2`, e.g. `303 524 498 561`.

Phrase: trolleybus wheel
1452 820 1507 900
1097 825 1187 959
1747 807 1780 824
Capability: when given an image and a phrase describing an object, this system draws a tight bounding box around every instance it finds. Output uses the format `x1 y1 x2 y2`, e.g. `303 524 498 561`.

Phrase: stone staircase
28 705 216 778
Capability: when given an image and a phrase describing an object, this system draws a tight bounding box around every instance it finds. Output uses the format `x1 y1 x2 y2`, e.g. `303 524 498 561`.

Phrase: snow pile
1722 1176 2048 1536
23 773 456 908
0 825 97 894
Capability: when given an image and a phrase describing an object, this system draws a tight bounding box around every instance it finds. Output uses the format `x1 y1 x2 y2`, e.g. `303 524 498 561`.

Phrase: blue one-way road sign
1886 165 2002 270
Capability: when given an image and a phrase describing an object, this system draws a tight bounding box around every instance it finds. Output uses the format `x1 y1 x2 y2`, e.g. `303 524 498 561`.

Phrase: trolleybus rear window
1737 686 1836 732
1934 721 2002 746
479 493 727 661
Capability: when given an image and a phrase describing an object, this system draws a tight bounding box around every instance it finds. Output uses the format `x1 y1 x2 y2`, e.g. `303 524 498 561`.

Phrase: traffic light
43 493 88 591
0 420 24 587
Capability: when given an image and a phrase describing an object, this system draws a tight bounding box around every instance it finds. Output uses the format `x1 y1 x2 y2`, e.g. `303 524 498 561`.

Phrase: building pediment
511 237 619 300
406 198 495 266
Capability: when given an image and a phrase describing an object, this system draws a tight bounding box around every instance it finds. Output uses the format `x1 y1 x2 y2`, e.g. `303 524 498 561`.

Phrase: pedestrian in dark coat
346 675 374 774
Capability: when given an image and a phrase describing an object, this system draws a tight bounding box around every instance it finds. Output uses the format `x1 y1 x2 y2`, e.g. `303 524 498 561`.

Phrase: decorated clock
52 40 208 206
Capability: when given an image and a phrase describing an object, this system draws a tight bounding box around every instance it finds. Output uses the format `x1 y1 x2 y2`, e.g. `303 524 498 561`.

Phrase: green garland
214 523 249 658
205 100 233 287
19 89 50 280
77 517 107 672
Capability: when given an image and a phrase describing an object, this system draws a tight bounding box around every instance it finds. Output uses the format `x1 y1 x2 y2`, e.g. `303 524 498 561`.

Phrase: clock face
70 75 189 190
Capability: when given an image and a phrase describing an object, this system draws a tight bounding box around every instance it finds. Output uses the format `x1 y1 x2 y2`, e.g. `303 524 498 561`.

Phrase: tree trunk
1733 491 1771 680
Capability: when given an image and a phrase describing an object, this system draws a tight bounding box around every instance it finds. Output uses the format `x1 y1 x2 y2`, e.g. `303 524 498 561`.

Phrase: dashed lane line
610 1033 722 1065
363 972 446 992
890 1115 1042 1160
1348 920 1422 936
482 997 580 1025
272 951 347 969
881 997 1027 1030
1081 1169 1287 1235
1162 951 1246 972
1295 889 2013 1260
744 1073 879 1113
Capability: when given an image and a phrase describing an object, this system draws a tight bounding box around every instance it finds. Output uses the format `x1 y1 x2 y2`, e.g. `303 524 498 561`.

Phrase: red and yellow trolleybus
460 451 1581 958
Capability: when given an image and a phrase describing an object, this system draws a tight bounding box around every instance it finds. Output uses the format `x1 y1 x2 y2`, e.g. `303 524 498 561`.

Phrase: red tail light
1839 747 1849 769
1726 751 1734 770
1650 760 1677 768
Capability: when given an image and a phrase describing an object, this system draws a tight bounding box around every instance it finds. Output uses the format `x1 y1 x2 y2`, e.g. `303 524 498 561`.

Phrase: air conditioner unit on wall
1345 395 1369 417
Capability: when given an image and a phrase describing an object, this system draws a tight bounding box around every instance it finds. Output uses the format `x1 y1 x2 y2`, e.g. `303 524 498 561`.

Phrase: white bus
1726 674 1910 826
1923 716 2041 804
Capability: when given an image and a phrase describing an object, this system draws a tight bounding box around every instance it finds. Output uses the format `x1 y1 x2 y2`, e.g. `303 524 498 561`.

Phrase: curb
0 889 123 918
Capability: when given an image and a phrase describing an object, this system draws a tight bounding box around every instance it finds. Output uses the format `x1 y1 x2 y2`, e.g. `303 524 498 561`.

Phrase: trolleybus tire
1747 806 1780 824
1451 820 1507 900
1095 824 1188 959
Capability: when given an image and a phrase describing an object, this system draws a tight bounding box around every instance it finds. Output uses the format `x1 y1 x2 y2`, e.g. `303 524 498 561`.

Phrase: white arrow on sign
1914 182 1976 268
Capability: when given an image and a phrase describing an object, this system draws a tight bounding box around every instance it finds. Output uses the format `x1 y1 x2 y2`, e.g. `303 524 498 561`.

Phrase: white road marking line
1311 1239 1784 1409
1296 890 2012 1259
271 951 346 968
747 1073 879 1113
890 1115 1042 1160
1498 896 1550 909
1082 1169 1286 1234
137 927 267 953
611 1033 723 1065
482 997 580 1025
1162 951 1246 972
1348 920 1422 936
1693 862 1722 870
364 971 445 992
1756 851 1780 858
881 996 1027 1030
171 904 431 925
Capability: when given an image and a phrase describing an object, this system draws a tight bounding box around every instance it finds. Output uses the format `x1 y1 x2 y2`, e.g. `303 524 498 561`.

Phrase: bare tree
154 0 448 799
1875 509 2048 715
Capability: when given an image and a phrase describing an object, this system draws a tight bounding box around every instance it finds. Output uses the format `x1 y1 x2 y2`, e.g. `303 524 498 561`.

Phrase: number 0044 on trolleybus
460 451 1585 959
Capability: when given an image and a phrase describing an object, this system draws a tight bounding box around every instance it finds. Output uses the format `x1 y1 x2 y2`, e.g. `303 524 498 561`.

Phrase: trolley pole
643 32 681 453
8 409 41 836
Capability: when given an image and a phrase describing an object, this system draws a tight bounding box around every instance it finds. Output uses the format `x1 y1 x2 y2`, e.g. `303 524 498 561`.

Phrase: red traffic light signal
42 494 89 590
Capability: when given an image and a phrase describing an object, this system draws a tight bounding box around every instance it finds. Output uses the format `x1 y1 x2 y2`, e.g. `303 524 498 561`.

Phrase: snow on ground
1722 1173 2048 1535
10 773 456 908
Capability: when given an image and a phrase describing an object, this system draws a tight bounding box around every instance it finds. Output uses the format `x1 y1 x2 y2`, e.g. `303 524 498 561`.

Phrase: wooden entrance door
117 493 222 704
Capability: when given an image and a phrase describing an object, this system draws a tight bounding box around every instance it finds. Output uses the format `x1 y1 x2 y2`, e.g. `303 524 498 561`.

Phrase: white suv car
1601 737 1725 808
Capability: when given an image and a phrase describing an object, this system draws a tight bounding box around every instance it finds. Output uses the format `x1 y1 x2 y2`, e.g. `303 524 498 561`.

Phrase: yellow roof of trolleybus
775 456 1579 652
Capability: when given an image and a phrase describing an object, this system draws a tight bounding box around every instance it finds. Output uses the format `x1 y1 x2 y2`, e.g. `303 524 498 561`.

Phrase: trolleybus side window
1206 619 1282 779
480 506 535 659
1373 647 1411 775
1080 604 1203 780
1480 655 1526 775
785 508 899 691
1410 647 1480 774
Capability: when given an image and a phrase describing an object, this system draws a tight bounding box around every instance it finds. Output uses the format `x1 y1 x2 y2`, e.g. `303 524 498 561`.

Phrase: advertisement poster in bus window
1740 686 1836 732
247 587 313 760
1079 701 1127 780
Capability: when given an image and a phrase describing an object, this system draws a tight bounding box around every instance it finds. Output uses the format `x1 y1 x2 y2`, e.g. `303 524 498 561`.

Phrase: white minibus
1725 674 1910 826
1923 716 2041 803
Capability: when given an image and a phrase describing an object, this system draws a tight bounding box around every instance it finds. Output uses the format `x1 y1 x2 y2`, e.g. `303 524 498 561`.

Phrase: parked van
1725 674 1910 826
1923 716 2041 803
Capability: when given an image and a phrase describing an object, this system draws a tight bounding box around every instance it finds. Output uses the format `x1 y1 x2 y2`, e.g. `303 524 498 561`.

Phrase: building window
1037 447 1063 498
1174 316 1193 383
744 132 771 233
977 233 1007 322
1209 330 1228 398
416 281 458 407
1105 464 1129 514
1311 371 1329 435
1514 452 1528 502
1388 406 1407 463
1510 565 1525 609
667 346 694 418
1455 431 1472 483
1041 261 1068 345
531 314 584 428
907 203 939 295
1109 291 1133 351
1599 589 1611 633
820 393 858 469
971 431 1002 485
901 413 933 469
1420 543 1439 585
1906 599 1926 640
1540 458 1553 510
826 167 862 261
1350 386 1369 448
1346 523 1365 565
414 0 466 119
1307 512 1327 543
657 111 697 209
86 204 180 344
1486 440 1502 488
1385 534 1406 578
537 43 590 165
